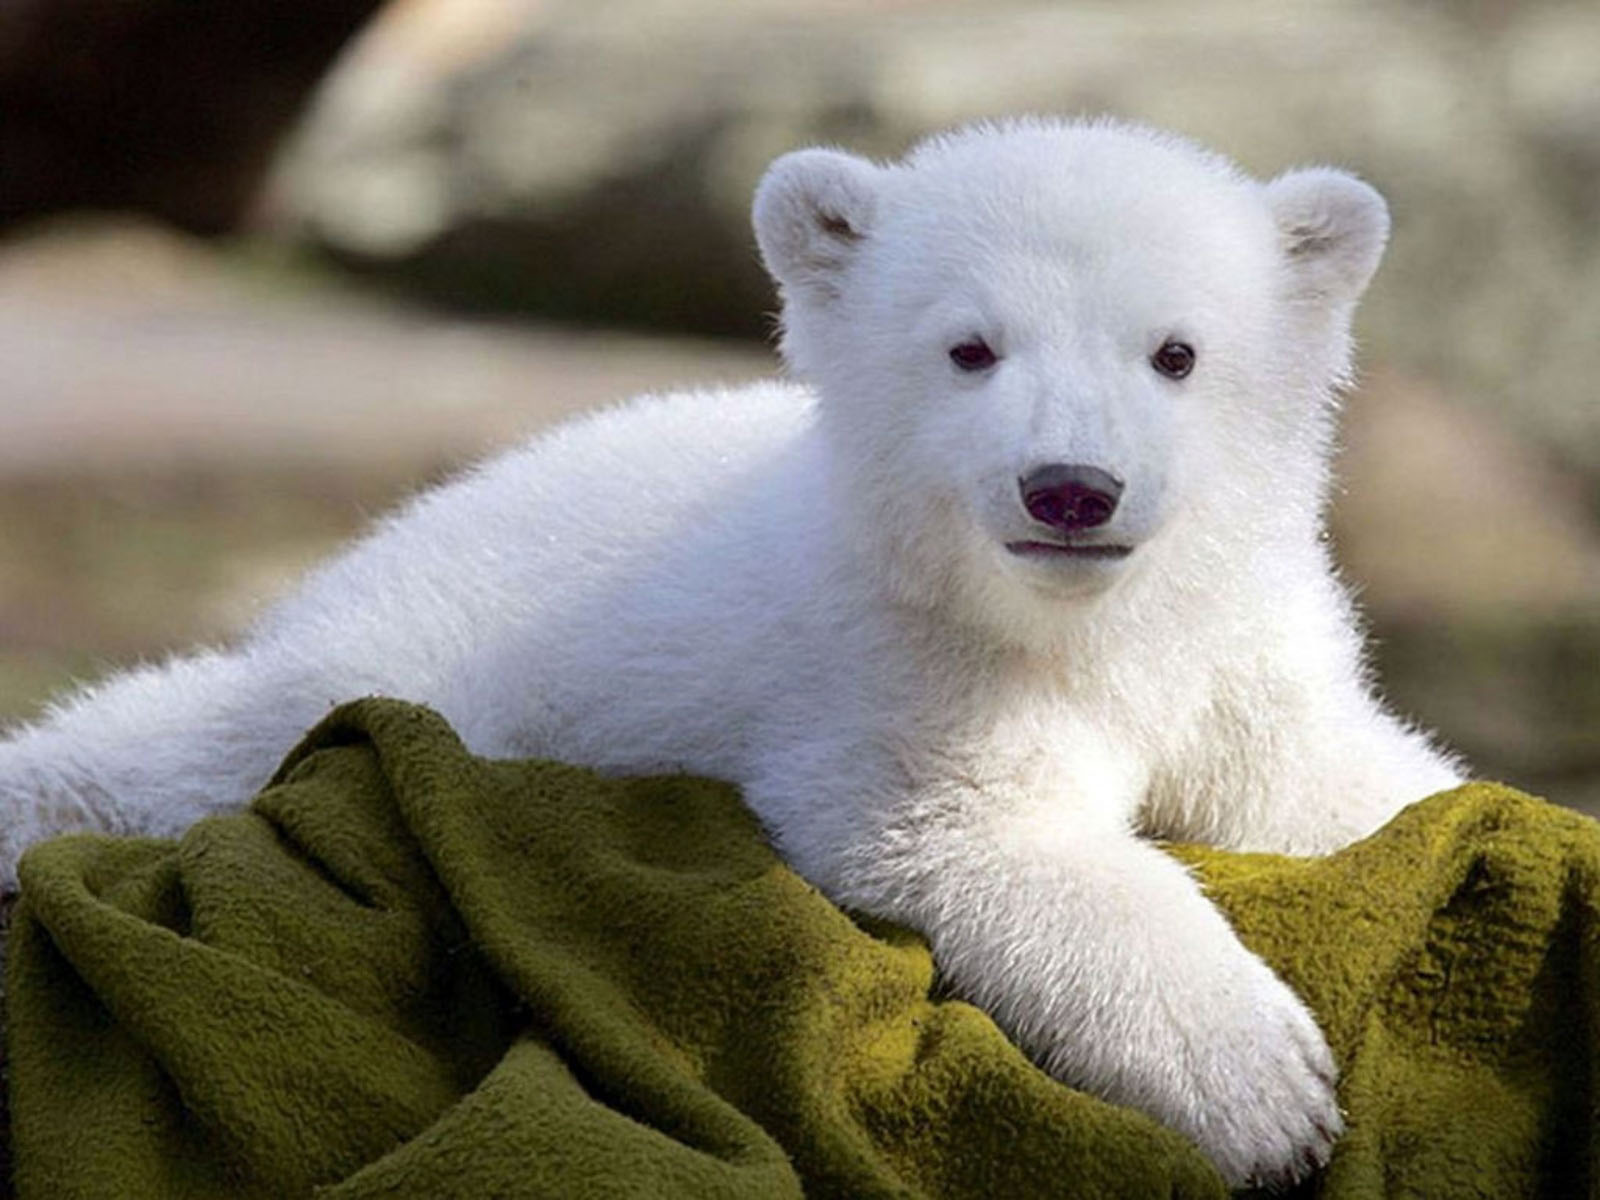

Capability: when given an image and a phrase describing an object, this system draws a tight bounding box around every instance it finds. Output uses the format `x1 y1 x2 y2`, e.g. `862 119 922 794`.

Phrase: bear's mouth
1005 540 1134 561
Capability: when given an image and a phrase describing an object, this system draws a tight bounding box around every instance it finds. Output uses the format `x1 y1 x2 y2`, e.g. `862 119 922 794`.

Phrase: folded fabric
4 698 1595 1198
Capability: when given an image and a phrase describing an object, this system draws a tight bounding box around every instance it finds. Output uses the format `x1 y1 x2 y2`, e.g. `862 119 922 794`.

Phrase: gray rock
269 0 1600 471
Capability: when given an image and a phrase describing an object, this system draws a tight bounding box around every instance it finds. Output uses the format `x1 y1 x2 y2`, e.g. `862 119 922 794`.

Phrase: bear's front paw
1164 955 1342 1190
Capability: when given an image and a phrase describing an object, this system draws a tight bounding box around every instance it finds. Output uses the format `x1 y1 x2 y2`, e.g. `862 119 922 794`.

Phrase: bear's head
753 118 1388 647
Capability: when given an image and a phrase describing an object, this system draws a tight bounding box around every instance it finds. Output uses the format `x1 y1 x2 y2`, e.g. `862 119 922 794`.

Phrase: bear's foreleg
840 818 1343 1190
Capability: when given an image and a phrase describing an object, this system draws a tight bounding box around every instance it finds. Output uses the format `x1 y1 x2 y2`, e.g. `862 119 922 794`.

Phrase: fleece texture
4 698 1595 1199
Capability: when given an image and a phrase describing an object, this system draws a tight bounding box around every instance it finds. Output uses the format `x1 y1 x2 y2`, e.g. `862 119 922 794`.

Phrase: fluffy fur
0 118 1460 1188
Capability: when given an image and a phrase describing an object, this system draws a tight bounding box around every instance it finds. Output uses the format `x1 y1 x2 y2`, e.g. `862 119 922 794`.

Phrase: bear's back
251 379 820 695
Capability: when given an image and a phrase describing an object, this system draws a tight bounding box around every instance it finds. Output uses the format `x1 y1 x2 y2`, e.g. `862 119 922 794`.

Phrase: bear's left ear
1265 167 1391 306
753 148 882 301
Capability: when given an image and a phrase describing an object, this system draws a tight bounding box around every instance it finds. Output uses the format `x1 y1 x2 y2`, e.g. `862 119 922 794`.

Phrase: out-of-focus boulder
270 0 1600 470
0 0 385 233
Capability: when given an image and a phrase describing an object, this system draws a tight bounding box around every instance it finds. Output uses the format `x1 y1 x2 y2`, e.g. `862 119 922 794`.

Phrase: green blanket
4 699 1596 1198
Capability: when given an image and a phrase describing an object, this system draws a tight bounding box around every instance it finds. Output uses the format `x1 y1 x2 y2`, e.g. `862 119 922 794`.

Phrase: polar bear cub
0 118 1459 1187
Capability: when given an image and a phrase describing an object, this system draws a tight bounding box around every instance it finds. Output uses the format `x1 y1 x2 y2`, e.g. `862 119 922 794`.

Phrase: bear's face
755 120 1390 636
836 158 1279 596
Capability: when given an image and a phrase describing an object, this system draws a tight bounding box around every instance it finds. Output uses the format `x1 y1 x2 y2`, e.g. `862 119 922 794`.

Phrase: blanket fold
5 698 1597 1198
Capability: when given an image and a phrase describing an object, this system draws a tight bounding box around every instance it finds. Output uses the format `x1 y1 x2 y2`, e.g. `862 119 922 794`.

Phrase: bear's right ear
753 148 882 301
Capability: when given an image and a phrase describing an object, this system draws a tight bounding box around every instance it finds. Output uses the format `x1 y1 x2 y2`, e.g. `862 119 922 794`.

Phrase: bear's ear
1265 167 1391 306
753 148 882 301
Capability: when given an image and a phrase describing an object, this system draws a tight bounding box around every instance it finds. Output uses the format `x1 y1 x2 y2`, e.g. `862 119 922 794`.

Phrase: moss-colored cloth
4 699 1597 1198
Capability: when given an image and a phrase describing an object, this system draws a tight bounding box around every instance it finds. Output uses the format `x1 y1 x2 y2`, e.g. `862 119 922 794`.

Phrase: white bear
0 118 1460 1188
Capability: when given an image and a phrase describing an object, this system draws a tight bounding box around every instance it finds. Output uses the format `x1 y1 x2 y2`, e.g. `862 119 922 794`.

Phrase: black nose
1019 463 1124 532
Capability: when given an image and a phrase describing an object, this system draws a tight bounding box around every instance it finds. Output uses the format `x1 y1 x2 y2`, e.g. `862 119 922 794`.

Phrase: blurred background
0 0 1595 809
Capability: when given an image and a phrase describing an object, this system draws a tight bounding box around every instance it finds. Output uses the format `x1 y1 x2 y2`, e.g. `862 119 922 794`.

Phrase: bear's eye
948 338 998 372
1150 339 1196 380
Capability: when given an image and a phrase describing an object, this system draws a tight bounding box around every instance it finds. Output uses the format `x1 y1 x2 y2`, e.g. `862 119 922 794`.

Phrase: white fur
0 117 1460 1189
